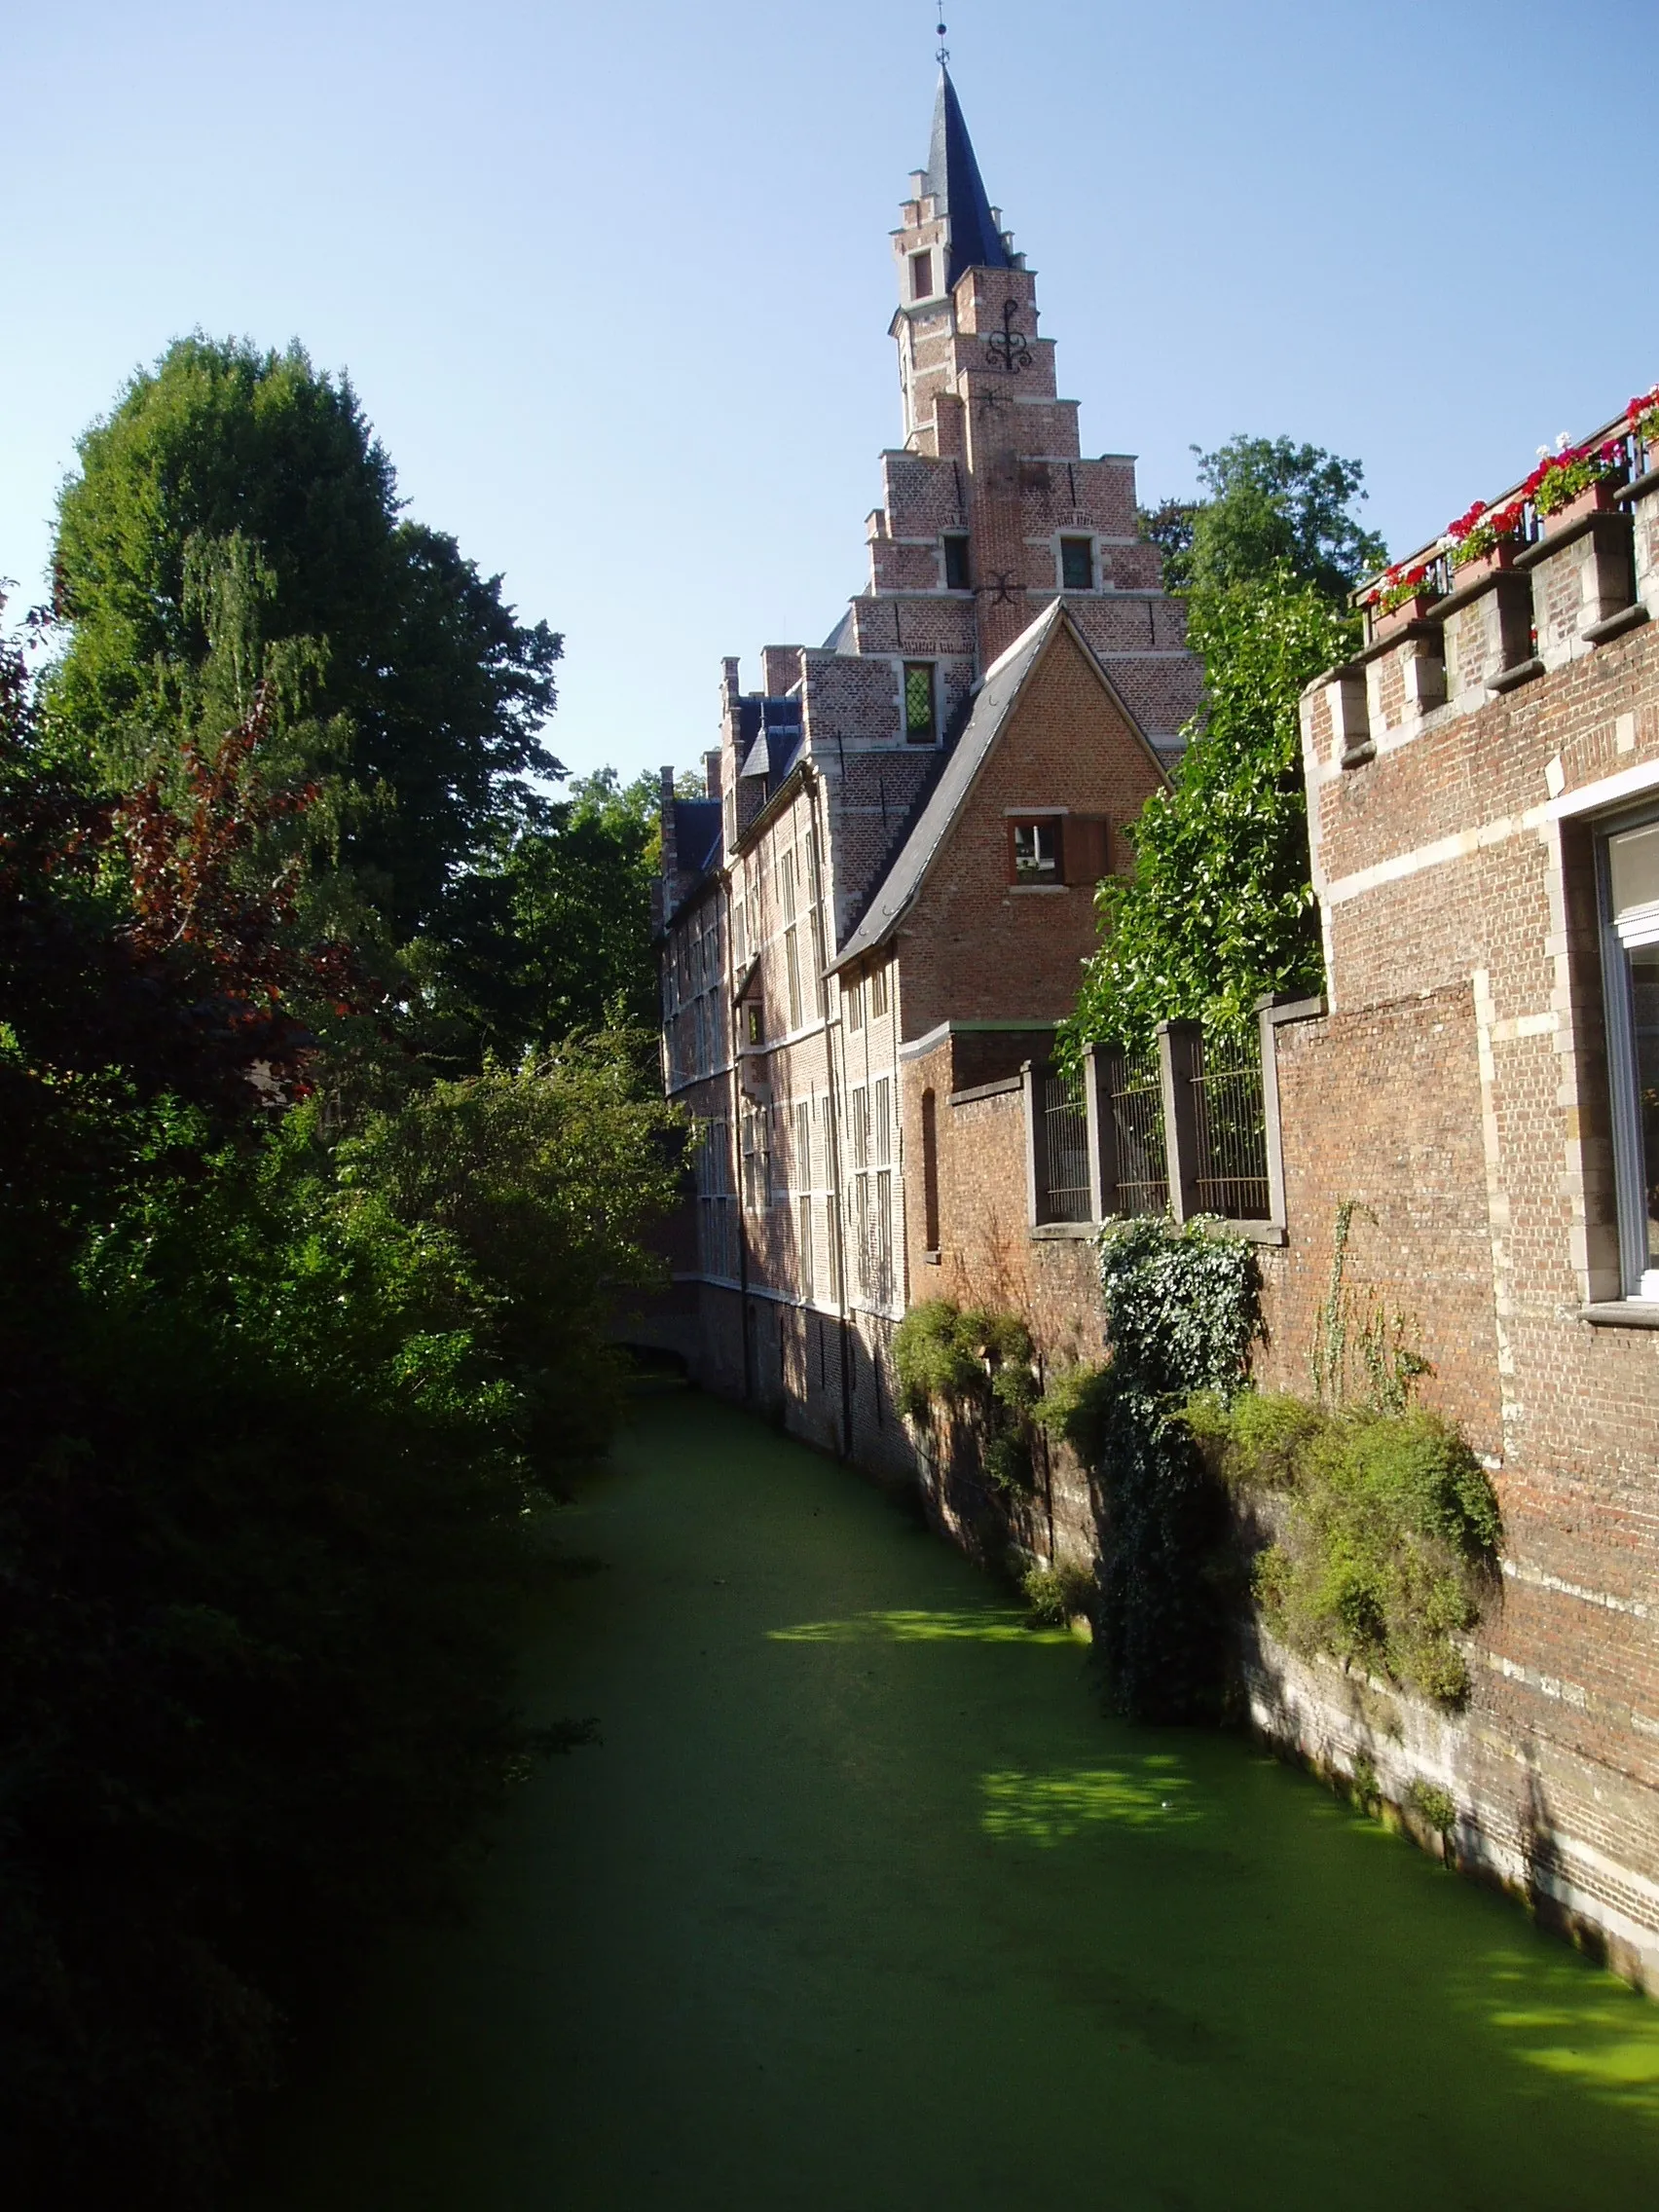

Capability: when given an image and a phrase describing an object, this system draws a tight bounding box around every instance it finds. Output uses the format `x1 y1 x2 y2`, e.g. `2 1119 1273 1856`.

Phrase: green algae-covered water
251 1389 1659 2210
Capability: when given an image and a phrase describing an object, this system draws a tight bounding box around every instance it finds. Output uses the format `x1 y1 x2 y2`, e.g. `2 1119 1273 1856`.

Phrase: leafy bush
1190 1393 1501 1707
1021 1561 1096 1627
892 1299 1038 1493
1405 1780 1458 1841
1033 1358 1115 1464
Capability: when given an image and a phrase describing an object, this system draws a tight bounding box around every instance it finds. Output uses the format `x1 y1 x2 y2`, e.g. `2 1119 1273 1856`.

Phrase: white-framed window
848 1085 870 1171
873 1076 892 1167
1599 809 1659 1300
873 1167 894 1305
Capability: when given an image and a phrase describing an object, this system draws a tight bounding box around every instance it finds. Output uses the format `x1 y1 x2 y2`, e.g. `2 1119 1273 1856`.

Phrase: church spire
922 65 1013 289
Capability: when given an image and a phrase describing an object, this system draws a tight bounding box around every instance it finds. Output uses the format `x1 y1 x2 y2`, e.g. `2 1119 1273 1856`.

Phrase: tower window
903 661 937 743
942 533 972 590
910 249 934 300
1060 536 1095 591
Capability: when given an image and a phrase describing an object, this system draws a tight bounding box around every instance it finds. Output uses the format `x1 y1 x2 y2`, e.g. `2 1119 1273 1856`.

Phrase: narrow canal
254 1386 1659 2210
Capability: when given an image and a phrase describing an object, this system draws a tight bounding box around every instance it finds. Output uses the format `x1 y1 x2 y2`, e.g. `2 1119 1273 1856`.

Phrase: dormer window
1060 536 1095 591
910 249 935 301
943 533 972 590
903 661 937 744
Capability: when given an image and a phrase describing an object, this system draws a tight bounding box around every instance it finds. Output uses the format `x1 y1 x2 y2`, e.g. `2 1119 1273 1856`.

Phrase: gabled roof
672 798 721 880
829 601 1167 972
924 66 1012 289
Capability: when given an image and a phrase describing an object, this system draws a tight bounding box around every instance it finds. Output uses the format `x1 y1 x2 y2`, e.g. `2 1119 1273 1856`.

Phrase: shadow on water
247 1388 1659 2212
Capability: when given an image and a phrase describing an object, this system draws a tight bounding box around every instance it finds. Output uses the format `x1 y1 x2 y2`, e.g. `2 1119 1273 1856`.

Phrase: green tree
1143 434 1386 604
1064 569 1355 1055
426 767 662 1062
48 336 564 938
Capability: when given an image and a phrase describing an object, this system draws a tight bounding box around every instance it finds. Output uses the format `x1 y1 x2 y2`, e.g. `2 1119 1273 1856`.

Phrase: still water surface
253 1388 1659 2210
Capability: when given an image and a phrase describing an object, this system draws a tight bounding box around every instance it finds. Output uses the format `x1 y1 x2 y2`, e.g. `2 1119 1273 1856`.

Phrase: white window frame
1598 805 1659 1302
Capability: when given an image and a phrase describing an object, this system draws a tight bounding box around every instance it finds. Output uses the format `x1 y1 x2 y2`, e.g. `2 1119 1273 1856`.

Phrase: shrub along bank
900 1219 1501 1730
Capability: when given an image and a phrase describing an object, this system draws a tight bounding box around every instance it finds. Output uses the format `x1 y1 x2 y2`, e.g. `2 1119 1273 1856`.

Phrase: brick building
900 393 1659 1984
653 65 1198 1464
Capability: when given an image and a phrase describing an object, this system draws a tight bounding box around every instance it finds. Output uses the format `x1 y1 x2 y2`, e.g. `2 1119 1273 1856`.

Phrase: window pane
1632 943 1659 1276
1610 820 1659 931
1014 821 1058 877
1060 536 1094 590
910 250 933 300
903 662 936 741
943 534 972 590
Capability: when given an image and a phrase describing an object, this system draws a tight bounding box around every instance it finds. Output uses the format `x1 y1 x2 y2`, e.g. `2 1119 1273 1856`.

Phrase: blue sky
3 0 1654 786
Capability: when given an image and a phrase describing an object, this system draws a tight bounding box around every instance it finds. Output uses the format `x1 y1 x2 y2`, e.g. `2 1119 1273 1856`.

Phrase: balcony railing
1101 1043 1169 1218
1040 1073 1092 1223
1189 1028 1272 1220
1024 999 1309 1237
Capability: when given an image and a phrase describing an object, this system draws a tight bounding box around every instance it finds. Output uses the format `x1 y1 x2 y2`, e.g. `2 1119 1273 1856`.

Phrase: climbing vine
1074 1216 1265 1720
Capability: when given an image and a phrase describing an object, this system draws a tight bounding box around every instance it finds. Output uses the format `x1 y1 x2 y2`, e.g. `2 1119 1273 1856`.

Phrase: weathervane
936 16 948 63
985 295 1032 375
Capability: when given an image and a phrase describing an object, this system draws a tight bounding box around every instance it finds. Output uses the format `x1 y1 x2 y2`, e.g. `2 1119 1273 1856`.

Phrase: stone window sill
1581 1301 1659 1331
1030 1217 1286 1246
1010 882 1070 895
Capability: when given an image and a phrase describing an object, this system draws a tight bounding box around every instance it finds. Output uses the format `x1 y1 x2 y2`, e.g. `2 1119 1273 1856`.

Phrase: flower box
1449 538 1520 588
1371 589 1440 639
1544 473 1626 533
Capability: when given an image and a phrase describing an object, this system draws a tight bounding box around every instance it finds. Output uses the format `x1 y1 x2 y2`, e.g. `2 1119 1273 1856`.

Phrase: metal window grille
874 1168 894 1305
1104 1044 1169 1216
793 1101 812 1188
1190 1026 1271 1219
1041 1073 1091 1222
797 1193 814 1301
873 1077 892 1167
785 925 802 1029
869 962 890 1018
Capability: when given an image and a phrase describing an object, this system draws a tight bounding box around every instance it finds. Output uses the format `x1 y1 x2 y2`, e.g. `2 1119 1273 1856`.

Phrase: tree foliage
1065 570 1355 1055
1143 434 1386 604
48 336 565 939
1 487 674 2205
426 768 663 1061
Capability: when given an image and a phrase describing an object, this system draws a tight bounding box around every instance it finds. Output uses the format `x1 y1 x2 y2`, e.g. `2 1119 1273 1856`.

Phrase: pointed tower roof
922 66 1012 289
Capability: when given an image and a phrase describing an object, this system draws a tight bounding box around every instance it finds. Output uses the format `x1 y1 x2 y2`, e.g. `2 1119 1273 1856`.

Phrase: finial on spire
936 16 949 64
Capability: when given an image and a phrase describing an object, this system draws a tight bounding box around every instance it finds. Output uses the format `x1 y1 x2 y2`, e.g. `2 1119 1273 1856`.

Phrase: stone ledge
1584 603 1649 645
1582 1301 1659 1330
1489 655 1545 694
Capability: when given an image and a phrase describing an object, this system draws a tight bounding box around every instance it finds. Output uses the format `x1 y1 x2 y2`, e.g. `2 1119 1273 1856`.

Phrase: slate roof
739 697 806 784
671 798 721 881
924 67 1012 289
829 601 1064 971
